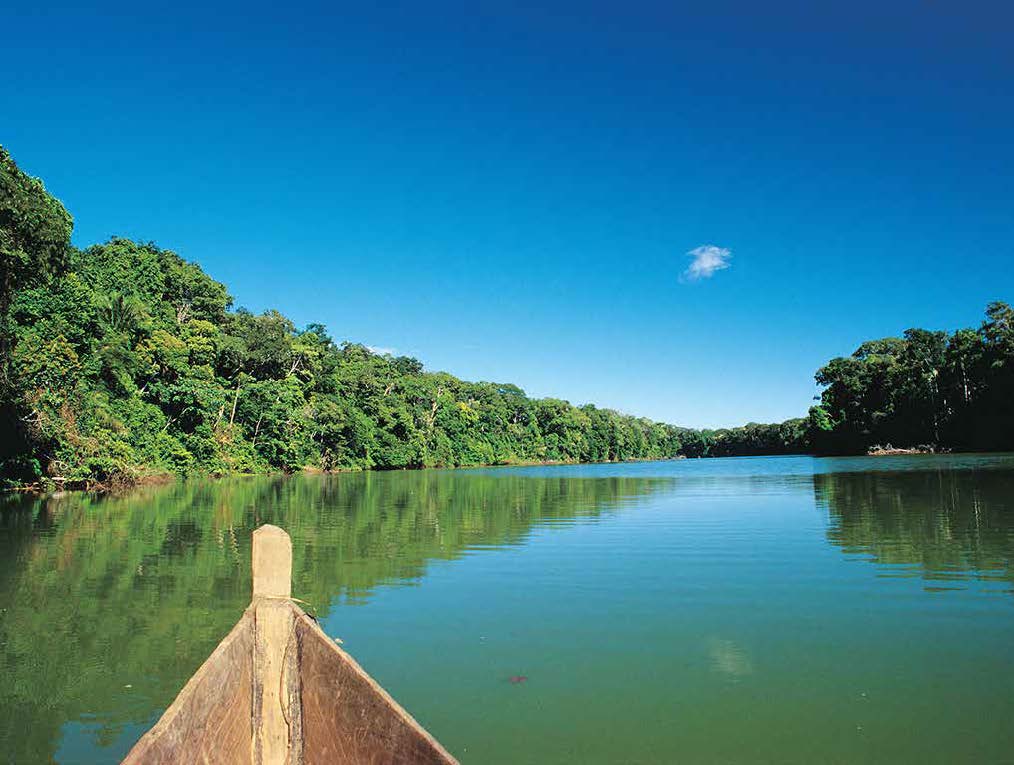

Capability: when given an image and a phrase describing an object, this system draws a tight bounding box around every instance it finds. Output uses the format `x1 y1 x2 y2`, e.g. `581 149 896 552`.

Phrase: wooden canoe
122 525 458 764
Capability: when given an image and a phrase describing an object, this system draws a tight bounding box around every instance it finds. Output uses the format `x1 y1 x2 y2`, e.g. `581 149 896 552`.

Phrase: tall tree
0 146 73 385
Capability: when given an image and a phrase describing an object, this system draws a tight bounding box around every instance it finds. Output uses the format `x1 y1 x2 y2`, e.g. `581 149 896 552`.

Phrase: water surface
2 455 1013 763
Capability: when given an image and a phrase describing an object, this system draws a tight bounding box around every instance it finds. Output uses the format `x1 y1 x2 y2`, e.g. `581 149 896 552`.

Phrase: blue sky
5 0 1012 428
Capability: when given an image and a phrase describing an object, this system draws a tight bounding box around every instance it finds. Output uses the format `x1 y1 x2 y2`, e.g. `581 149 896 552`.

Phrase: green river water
2 454 1013 763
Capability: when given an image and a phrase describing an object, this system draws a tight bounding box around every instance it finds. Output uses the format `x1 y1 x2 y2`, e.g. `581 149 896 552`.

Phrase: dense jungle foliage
0 147 713 488
1 146 1010 487
0 232 701 487
807 301 1014 455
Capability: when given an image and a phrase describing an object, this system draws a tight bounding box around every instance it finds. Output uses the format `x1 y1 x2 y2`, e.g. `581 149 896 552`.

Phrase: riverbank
6 470 177 495
6 455 696 495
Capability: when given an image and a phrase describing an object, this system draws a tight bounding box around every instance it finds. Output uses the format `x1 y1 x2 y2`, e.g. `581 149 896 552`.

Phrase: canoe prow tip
253 523 288 539
252 525 292 599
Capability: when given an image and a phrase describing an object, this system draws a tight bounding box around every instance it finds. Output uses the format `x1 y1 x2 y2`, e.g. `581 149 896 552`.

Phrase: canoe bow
122 525 458 764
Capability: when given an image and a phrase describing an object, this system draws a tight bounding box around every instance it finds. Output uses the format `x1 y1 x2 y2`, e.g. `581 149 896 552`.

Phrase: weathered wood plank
296 610 458 764
251 523 302 765
252 599 303 764
121 612 254 765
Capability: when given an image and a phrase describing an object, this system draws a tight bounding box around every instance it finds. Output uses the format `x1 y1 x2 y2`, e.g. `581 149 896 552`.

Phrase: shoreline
11 448 1014 498
4 456 690 496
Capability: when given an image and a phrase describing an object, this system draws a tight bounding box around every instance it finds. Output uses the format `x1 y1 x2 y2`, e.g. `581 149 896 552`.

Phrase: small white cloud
682 244 732 282
366 345 397 356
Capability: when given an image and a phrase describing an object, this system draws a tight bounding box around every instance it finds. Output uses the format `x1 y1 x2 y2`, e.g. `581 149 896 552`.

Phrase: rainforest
1 146 1011 489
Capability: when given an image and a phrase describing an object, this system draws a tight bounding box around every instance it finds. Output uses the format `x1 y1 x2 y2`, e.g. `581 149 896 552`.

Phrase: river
2 454 1013 763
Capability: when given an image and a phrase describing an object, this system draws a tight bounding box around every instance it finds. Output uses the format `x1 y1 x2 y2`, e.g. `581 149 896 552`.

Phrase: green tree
0 146 73 383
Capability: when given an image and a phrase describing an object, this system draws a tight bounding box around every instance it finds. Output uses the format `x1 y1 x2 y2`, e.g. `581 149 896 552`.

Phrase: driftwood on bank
122 525 457 765
866 444 939 456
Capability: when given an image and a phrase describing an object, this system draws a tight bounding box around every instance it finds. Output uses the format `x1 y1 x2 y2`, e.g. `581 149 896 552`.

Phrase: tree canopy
0 145 73 383
808 302 1014 454
1 222 705 487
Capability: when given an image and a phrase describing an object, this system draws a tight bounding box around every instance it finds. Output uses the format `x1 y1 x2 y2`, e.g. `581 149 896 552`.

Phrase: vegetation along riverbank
1 145 1011 490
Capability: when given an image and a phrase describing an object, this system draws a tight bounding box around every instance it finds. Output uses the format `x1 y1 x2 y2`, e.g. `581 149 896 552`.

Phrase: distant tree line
1 146 1010 488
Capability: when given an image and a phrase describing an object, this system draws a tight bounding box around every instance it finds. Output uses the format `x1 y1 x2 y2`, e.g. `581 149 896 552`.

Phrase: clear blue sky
5 0 1012 428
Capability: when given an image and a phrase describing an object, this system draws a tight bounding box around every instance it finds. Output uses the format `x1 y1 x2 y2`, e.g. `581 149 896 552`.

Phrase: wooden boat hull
123 526 457 764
